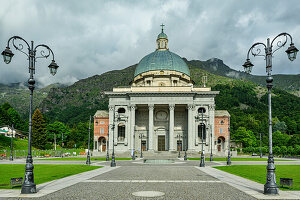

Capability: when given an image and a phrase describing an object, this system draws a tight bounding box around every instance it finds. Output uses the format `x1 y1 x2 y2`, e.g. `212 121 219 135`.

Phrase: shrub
273 146 281 155
281 146 287 156
287 146 294 156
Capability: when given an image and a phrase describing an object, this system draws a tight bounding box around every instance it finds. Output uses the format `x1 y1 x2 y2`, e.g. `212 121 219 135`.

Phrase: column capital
130 104 136 110
208 105 215 111
109 105 114 111
187 104 194 110
169 104 175 110
148 104 154 110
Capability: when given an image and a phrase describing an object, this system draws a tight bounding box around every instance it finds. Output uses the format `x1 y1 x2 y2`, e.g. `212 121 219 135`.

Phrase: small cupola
157 24 168 51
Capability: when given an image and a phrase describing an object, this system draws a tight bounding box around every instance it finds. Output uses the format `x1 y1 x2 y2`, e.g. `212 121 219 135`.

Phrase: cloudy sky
0 0 299 87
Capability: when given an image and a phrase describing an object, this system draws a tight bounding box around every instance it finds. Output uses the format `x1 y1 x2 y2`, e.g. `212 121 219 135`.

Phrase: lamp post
2 36 59 194
10 124 14 161
61 132 64 158
106 129 110 161
260 133 263 158
210 125 213 161
139 133 143 158
184 134 187 160
132 127 135 160
199 108 205 167
242 32 298 195
86 116 91 165
110 111 117 167
176 134 182 158
227 116 231 166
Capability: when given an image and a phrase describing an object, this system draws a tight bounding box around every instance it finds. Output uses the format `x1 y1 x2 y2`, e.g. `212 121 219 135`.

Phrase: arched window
118 124 125 141
198 123 206 139
118 108 125 113
198 107 206 114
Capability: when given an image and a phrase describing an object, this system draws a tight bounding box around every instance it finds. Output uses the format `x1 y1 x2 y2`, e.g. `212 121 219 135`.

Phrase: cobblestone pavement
7 161 257 200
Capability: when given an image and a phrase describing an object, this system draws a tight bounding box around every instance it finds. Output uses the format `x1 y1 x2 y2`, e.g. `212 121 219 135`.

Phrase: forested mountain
1 58 299 150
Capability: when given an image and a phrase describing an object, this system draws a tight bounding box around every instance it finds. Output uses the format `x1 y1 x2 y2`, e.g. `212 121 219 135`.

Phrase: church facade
104 27 230 155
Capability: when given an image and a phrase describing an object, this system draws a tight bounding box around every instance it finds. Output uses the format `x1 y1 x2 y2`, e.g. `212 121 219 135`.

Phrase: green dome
134 50 190 77
157 32 168 39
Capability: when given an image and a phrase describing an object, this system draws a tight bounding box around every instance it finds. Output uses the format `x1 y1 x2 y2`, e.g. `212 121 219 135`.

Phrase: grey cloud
0 0 299 86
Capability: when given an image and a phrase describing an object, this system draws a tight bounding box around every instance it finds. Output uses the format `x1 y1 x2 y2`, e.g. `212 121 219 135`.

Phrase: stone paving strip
83 179 222 183
0 166 118 198
196 166 300 199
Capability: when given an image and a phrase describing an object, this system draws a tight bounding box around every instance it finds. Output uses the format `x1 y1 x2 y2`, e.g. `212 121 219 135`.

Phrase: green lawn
187 157 294 161
35 157 132 161
0 164 102 189
214 165 300 190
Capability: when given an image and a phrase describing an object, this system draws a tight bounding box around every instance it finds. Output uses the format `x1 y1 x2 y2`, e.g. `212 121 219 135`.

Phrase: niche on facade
117 123 125 142
198 107 206 114
198 123 206 140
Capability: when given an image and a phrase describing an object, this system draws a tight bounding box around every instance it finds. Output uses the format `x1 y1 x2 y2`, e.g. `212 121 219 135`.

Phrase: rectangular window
220 128 223 134
100 128 104 134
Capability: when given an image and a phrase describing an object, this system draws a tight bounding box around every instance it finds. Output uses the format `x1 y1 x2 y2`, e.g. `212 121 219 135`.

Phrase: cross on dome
160 23 165 32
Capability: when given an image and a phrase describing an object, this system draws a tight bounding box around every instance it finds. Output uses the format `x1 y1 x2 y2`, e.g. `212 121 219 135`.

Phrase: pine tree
32 109 47 149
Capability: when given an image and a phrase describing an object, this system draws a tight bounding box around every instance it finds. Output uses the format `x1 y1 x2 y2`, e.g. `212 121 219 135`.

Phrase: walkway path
0 159 299 199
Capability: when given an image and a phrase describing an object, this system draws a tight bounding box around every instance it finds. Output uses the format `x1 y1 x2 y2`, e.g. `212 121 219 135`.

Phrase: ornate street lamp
106 129 110 161
210 125 213 161
10 124 14 161
243 32 298 195
198 108 205 167
2 36 59 194
111 111 118 167
184 134 187 160
227 116 231 166
176 134 182 158
260 133 263 158
132 126 135 160
86 116 91 165
139 133 143 158
61 132 64 158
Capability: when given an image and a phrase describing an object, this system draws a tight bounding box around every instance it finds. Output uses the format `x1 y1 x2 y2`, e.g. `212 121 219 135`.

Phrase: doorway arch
217 136 225 152
98 137 106 152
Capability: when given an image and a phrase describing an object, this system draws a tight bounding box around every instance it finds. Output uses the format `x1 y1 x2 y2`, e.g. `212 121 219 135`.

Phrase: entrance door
142 141 146 151
102 144 106 152
158 136 165 151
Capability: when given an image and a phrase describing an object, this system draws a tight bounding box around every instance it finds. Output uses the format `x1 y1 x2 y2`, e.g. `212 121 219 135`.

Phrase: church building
104 26 230 155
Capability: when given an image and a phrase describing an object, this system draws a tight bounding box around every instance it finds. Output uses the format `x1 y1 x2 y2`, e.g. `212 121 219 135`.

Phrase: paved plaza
0 158 299 199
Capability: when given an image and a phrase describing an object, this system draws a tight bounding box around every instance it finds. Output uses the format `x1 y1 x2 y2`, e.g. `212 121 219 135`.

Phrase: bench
280 178 293 189
11 177 23 188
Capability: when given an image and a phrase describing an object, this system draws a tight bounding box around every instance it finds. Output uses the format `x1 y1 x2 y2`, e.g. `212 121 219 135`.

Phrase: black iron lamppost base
200 153 205 167
210 154 213 161
86 155 91 165
106 154 109 161
132 152 135 160
140 152 143 158
227 156 231 166
184 151 187 161
264 155 279 195
178 151 181 158
111 156 116 167
21 156 36 194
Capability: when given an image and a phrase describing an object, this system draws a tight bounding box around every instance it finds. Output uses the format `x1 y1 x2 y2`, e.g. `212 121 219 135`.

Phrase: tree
32 109 47 149
233 127 257 147
47 121 70 147
273 121 287 134
272 131 290 147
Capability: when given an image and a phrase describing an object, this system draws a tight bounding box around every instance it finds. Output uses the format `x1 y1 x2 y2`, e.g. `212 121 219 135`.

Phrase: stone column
188 104 194 151
130 104 136 151
148 104 154 151
108 105 114 151
169 104 175 151
209 105 215 153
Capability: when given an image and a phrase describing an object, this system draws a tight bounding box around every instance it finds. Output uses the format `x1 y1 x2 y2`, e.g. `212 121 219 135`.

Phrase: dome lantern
157 24 168 50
